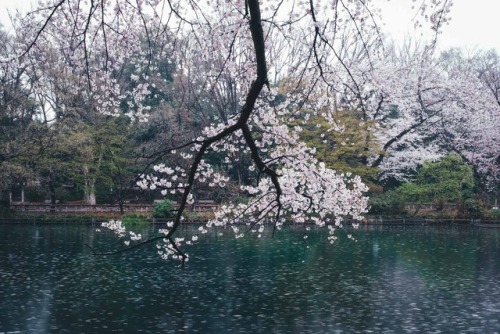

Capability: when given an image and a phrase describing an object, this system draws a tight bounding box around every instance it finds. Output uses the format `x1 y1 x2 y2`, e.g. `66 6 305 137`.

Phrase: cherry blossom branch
94 0 272 264
308 0 366 111
244 202 279 233
242 124 283 207
85 235 187 265
20 0 67 58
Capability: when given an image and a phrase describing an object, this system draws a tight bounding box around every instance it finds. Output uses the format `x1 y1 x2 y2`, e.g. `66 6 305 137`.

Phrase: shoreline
1 214 499 227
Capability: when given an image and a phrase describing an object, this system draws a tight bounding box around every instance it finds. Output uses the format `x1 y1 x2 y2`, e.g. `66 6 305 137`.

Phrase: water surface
0 223 499 333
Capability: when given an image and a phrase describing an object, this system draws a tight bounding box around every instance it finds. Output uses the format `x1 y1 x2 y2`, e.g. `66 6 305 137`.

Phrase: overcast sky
1 0 499 52
380 0 500 52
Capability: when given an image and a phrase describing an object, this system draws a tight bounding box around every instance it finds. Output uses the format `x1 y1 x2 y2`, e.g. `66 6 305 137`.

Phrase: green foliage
25 186 48 202
296 111 382 189
394 182 427 204
395 154 475 206
485 207 500 220
462 198 482 216
54 187 83 203
181 211 214 222
95 182 114 204
368 192 406 214
28 114 141 205
153 199 175 218
65 116 137 203
122 213 150 228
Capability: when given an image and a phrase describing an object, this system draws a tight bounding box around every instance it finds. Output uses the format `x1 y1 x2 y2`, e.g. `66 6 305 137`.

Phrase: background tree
0 25 48 202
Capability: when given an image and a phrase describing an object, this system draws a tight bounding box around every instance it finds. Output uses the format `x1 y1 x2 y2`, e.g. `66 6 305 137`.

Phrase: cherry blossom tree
435 48 500 197
358 45 500 197
8 0 454 263
365 44 447 182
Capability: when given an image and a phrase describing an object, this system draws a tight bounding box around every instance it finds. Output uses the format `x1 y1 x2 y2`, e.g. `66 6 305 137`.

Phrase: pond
0 223 499 333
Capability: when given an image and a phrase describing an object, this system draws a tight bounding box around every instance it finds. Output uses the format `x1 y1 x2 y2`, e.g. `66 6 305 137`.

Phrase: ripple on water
0 224 499 333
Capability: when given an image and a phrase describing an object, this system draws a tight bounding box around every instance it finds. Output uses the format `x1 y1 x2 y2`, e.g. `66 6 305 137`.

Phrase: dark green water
0 223 499 333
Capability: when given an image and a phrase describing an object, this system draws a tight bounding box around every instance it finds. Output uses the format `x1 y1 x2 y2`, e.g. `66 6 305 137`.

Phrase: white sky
1 0 500 52
379 0 500 52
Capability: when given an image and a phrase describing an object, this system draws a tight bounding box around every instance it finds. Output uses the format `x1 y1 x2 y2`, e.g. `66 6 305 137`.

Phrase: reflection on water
0 223 499 333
